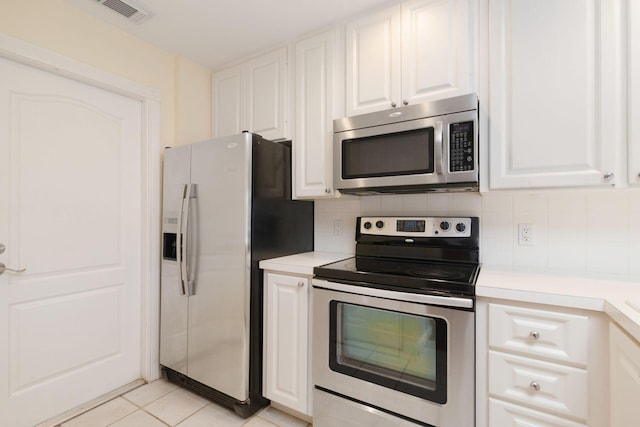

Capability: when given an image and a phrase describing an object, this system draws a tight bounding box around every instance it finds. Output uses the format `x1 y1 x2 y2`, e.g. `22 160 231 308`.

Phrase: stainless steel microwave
333 93 479 195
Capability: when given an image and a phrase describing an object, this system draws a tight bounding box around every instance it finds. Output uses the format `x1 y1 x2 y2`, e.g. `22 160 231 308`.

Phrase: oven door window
329 301 447 403
341 127 434 179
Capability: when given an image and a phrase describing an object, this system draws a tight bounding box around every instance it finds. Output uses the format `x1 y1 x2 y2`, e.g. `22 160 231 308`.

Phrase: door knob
0 263 26 275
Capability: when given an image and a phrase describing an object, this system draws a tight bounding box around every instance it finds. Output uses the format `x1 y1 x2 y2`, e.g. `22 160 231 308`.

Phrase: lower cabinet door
263 272 310 415
490 399 586 427
610 323 640 427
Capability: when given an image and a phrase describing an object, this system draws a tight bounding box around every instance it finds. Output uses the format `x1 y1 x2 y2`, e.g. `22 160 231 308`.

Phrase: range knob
440 221 450 231
363 221 372 230
376 220 384 229
456 222 466 232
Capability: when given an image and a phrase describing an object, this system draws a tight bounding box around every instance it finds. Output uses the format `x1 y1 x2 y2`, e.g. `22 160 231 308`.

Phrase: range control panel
449 121 475 172
359 216 472 238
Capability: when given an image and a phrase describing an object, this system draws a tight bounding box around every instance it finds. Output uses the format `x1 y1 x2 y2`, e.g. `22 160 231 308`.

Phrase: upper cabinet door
629 0 640 185
294 29 337 199
212 65 244 138
401 0 474 105
246 48 288 140
345 6 402 116
212 48 288 140
488 0 622 189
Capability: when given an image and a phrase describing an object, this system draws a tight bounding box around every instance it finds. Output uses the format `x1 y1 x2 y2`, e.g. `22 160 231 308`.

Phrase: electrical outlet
333 219 343 236
518 223 535 246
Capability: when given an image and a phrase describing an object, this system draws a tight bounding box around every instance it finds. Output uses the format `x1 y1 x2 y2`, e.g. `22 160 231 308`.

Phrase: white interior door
0 56 142 426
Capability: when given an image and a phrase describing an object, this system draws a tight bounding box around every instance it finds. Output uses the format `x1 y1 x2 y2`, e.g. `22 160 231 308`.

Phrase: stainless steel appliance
313 216 479 426
160 132 313 417
334 94 479 195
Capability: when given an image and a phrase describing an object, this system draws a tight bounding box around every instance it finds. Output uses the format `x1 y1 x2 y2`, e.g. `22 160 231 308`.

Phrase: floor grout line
55 378 311 427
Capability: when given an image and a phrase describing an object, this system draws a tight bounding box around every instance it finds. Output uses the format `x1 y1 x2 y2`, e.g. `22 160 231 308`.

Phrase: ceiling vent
96 0 151 23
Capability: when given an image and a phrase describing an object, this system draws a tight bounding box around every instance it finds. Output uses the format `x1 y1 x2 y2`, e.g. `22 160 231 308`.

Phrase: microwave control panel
449 121 475 172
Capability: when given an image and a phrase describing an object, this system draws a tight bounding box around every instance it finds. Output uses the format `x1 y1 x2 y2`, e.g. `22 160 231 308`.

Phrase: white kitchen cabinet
345 5 401 116
487 0 623 189
609 322 640 427
488 303 589 366
489 351 589 420
477 300 609 427
629 0 640 185
212 48 288 140
263 272 311 416
489 399 586 427
293 29 338 199
212 64 243 137
401 0 474 106
488 303 589 422
345 0 475 116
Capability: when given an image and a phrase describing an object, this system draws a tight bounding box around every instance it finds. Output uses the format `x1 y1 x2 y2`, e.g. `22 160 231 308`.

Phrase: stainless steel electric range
312 216 479 427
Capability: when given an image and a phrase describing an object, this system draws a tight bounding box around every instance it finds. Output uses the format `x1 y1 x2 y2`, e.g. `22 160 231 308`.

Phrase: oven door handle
312 279 474 309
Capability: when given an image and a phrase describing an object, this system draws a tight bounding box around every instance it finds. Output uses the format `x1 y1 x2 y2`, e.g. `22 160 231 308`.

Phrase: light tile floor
59 379 311 427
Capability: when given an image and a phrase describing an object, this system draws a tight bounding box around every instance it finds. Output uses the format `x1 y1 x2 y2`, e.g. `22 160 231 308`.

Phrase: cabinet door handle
325 188 331 194
297 281 305 288
391 101 397 108
529 381 541 392
529 331 540 340
403 100 408 106
603 172 614 180
0 263 26 275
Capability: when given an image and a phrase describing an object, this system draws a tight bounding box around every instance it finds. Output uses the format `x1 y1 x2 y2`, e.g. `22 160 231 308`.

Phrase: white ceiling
64 0 396 70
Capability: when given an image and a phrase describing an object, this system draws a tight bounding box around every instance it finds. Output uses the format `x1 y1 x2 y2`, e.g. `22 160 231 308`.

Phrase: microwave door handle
435 120 445 175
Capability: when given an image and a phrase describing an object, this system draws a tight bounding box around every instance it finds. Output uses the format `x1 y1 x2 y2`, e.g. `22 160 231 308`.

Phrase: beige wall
175 57 212 146
1 0 211 148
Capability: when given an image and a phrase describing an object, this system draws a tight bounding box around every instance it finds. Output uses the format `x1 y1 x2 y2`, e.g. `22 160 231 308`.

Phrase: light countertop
259 252 640 343
477 266 640 343
259 251 352 276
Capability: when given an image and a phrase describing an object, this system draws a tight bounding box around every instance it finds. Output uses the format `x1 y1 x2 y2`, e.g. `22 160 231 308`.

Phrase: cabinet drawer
489 303 589 366
489 351 588 421
490 398 586 427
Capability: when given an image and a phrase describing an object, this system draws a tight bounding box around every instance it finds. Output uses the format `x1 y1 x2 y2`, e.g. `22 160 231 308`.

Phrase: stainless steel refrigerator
160 132 313 417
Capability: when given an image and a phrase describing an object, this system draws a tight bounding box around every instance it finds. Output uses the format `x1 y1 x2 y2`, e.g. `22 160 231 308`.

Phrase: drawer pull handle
529 331 540 340
530 381 541 392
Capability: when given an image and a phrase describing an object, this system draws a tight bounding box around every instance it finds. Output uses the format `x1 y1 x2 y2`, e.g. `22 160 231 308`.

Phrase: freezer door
160 145 191 374
187 133 252 401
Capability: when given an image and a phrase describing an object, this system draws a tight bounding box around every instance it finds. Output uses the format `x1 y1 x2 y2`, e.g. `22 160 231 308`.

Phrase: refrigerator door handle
182 183 194 296
176 184 188 296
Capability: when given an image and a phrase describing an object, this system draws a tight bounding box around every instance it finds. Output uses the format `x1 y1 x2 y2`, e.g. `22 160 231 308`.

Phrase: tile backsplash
314 189 640 277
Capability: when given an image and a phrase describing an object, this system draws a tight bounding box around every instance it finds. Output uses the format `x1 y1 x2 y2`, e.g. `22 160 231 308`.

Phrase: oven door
312 279 474 427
